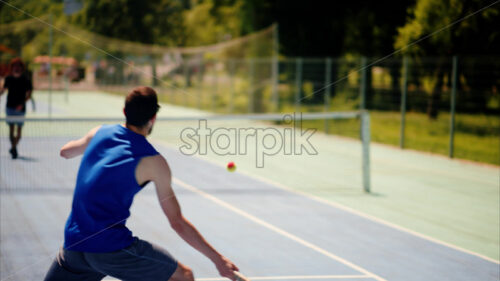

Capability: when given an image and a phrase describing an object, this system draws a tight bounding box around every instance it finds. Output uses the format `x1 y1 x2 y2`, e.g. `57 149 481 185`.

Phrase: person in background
0 58 33 159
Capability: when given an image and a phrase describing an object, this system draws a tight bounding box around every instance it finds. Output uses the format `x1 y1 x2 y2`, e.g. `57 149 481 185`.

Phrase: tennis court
1 0 500 279
1 91 499 281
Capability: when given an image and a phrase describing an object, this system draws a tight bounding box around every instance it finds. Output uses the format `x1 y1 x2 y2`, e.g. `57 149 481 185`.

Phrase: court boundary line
196 275 372 280
152 139 500 264
232 168 500 265
172 178 387 281
103 275 372 281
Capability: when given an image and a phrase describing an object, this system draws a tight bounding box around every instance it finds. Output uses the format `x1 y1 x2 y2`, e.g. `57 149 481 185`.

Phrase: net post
248 58 255 113
449 56 458 158
295 57 303 112
360 110 371 193
400 56 408 149
324 57 332 134
359 57 367 110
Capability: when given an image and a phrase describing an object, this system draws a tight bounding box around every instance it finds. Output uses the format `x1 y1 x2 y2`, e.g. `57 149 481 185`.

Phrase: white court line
154 138 499 265
233 170 500 265
172 178 387 281
104 275 371 281
197 275 372 280
153 138 500 265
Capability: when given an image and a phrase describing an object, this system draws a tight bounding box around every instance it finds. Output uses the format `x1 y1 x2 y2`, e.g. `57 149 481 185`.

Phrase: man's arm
25 89 32 102
138 155 239 280
60 126 100 159
25 78 33 101
1 77 7 96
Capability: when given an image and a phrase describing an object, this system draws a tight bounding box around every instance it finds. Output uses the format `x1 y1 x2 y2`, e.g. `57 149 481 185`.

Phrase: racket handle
233 271 250 281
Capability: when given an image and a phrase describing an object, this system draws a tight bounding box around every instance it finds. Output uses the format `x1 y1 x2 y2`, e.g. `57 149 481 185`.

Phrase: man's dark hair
124 86 160 127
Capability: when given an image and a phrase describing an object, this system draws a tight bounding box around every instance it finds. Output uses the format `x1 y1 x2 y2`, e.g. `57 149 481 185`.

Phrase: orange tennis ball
227 161 236 172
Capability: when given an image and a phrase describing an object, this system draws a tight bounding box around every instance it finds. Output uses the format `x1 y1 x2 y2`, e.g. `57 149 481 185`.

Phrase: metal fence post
361 110 371 193
212 62 218 112
449 56 458 158
151 56 157 87
324 57 332 134
248 58 255 113
400 57 408 149
48 14 53 118
272 24 279 112
295 57 303 112
228 59 235 113
183 62 189 106
64 75 69 103
172 77 177 105
359 57 367 110
197 59 203 109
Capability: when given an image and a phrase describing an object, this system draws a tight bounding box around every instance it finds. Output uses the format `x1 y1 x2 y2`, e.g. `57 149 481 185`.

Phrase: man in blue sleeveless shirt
44 87 239 281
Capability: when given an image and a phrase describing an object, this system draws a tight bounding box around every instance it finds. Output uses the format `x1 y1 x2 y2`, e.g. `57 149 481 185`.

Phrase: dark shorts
6 107 25 126
44 238 178 281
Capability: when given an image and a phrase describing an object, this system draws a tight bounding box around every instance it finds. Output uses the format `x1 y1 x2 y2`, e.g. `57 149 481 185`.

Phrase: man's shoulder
139 154 168 172
136 154 168 182
140 154 164 165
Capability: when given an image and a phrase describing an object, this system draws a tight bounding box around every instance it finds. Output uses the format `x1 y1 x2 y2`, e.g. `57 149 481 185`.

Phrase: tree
341 0 414 109
72 0 184 46
0 0 63 61
395 0 500 118
70 0 185 85
182 0 242 46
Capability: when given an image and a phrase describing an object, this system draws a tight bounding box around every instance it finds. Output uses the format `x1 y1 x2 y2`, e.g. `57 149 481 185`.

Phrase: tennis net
0 111 370 193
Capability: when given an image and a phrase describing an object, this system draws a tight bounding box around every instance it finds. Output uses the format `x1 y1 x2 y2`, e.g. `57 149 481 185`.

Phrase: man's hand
15 104 23 111
214 255 239 280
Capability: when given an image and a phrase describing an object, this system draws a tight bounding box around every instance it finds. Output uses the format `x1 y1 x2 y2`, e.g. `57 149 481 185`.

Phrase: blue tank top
64 124 159 252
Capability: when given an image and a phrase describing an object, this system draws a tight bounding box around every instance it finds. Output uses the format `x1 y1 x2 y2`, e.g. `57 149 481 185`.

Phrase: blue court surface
0 135 498 281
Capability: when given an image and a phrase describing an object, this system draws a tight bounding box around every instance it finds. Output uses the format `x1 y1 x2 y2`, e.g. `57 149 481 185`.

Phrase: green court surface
3 90 498 261
8 90 207 118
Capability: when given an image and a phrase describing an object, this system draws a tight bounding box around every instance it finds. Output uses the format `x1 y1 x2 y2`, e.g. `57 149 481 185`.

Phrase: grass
297 110 499 165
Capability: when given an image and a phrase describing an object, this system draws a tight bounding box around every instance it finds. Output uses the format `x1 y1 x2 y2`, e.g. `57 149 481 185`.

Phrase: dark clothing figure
4 74 33 112
0 58 33 159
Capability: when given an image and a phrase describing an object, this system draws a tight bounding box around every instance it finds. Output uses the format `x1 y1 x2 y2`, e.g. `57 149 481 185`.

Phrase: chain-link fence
7 55 500 165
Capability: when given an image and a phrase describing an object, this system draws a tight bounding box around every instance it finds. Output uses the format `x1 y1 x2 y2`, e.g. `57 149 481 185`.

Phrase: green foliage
0 1 61 61
395 1 500 118
395 0 500 55
183 0 242 46
342 1 413 56
0 0 61 23
72 0 184 46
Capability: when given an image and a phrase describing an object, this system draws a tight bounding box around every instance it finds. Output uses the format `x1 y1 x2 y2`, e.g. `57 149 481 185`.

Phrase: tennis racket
234 271 250 281
30 97 36 112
